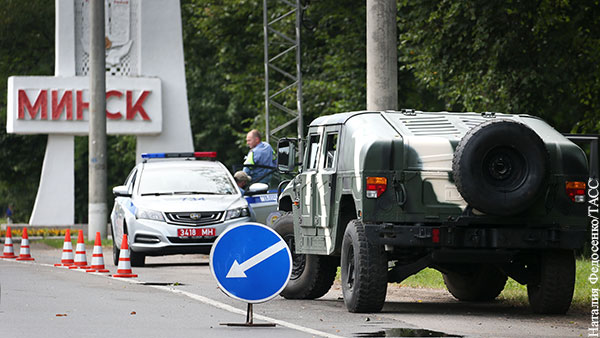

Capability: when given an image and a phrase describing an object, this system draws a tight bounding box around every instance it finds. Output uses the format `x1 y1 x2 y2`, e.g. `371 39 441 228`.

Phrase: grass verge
334 258 590 312
34 238 113 248
394 258 590 313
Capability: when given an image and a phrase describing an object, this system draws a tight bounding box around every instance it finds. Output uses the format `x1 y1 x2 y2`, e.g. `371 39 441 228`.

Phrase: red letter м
18 89 48 119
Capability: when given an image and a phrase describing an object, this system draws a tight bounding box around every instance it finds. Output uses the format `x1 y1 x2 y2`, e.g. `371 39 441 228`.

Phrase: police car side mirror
277 138 296 173
248 183 269 194
112 185 131 197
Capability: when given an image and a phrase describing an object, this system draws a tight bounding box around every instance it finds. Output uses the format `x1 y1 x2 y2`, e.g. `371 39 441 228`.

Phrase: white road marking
150 285 344 338
17 260 342 338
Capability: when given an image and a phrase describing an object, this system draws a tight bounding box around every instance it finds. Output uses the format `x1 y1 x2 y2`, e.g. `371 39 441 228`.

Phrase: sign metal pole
220 303 275 327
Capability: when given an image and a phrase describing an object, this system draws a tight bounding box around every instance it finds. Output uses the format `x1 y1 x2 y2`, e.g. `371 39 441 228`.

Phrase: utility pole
88 0 107 240
366 0 398 111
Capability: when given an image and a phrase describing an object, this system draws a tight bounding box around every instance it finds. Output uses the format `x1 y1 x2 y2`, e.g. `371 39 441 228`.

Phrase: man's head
234 171 251 188
246 129 262 149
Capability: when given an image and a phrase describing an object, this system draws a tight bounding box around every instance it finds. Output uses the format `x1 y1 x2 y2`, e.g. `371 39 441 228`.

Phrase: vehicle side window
323 133 338 169
124 168 136 185
125 169 137 194
306 134 320 170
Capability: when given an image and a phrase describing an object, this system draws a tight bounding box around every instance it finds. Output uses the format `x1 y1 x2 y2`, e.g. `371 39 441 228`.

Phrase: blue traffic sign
209 222 292 303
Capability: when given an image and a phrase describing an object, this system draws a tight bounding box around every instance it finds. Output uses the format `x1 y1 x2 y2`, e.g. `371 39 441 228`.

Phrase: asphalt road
0 242 590 337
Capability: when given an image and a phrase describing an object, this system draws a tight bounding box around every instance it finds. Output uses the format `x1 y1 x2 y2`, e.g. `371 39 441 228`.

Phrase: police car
110 152 252 266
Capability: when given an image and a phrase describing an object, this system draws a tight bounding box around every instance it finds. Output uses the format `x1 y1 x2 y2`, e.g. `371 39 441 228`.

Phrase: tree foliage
0 0 54 222
398 0 600 133
1 0 598 221
180 0 441 169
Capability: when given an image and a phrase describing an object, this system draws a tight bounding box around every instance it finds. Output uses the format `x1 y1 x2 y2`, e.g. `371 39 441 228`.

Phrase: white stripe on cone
1 226 16 259
112 234 137 278
86 232 109 273
55 230 74 267
60 238 74 265
69 230 89 269
16 228 34 261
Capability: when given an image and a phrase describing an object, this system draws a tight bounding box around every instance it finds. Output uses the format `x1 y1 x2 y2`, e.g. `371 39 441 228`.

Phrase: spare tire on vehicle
452 119 548 216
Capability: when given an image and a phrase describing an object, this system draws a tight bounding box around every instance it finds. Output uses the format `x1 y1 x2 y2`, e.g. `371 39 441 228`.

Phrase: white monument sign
6 0 193 226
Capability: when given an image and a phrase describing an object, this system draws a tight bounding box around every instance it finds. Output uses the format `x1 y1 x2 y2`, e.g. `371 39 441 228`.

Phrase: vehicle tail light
432 228 440 243
366 177 387 198
193 152 217 158
565 181 586 203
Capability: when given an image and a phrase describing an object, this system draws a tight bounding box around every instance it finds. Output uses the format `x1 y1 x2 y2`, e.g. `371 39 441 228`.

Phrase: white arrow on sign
226 241 287 278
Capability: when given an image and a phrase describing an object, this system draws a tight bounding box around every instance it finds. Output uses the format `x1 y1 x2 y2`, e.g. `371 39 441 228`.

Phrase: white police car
110 152 252 266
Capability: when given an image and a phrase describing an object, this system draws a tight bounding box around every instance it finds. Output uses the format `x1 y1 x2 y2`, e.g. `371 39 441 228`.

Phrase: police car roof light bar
141 152 217 159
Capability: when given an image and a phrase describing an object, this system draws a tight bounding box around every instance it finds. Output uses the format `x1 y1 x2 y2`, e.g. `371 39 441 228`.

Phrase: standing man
5 204 13 225
243 129 276 184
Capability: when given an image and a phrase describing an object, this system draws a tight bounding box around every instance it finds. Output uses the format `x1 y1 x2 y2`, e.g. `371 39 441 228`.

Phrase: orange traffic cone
55 229 74 267
1 226 17 259
16 227 34 261
112 234 138 278
86 232 109 273
69 230 90 269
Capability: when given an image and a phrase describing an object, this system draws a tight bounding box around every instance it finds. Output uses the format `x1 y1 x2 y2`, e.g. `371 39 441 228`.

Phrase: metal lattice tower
263 0 304 156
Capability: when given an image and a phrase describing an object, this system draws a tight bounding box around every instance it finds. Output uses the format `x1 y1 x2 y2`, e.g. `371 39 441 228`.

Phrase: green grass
399 267 446 289
335 258 590 312
395 259 591 312
34 238 113 248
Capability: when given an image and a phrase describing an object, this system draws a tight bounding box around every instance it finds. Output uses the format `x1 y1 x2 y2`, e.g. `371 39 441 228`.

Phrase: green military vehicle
273 110 588 314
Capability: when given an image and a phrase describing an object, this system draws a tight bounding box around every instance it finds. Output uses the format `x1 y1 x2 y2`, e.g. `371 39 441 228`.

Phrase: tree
181 0 442 172
398 0 600 133
4 0 598 221
0 0 54 222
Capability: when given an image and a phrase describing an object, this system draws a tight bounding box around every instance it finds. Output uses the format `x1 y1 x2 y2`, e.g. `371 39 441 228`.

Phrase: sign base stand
220 303 276 327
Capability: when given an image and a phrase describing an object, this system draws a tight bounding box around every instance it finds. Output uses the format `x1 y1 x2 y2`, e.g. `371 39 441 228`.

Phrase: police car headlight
225 207 250 220
135 207 165 222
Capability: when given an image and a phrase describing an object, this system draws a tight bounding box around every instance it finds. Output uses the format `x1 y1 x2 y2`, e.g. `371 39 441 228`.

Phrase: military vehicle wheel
273 212 338 299
341 220 388 313
452 119 548 216
527 250 575 314
443 265 507 301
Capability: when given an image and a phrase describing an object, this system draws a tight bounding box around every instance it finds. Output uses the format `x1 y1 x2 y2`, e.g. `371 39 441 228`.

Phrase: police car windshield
138 165 236 196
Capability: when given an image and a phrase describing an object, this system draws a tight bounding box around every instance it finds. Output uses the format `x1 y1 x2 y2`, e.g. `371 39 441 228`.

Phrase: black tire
452 119 548 216
272 212 338 299
443 265 507 301
123 223 145 267
111 226 120 266
527 250 575 314
341 220 388 313
130 250 146 267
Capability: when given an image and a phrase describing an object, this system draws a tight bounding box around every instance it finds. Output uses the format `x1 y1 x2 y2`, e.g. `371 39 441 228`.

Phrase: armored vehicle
273 110 588 314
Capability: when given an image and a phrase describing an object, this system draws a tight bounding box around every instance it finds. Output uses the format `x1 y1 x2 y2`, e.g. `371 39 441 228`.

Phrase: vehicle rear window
138 165 236 195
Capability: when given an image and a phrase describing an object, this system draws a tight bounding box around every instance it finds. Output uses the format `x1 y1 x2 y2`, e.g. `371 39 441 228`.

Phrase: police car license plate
177 228 215 237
